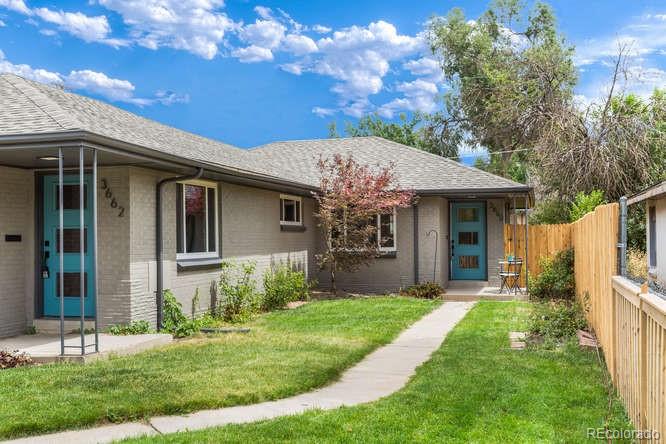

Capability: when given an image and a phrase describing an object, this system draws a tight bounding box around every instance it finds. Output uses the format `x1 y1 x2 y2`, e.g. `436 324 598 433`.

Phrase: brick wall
0 166 33 337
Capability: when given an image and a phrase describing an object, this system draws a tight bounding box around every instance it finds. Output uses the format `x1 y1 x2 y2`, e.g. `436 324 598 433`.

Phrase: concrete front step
446 280 489 289
443 293 526 302
33 318 96 335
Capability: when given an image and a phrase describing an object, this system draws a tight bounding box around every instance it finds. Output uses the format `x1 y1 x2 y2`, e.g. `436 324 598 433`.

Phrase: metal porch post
59 148 65 356
79 146 85 355
93 149 99 352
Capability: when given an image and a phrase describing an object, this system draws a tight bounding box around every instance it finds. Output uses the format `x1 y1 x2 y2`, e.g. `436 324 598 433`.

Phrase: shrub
528 299 588 345
0 350 33 369
107 320 151 335
627 248 648 281
529 199 570 225
217 261 261 323
263 264 309 311
400 282 444 299
529 249 575 300
569 190 606 222
160 290 204 338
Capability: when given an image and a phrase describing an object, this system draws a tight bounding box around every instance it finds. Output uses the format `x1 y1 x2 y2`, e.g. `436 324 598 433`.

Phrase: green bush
107 320 151 335
570 190 606 222
161 290 204 338
400 282 444 299
529 199 570 225
528 299 588 346
217 261 261 323
263 264 309 311
529 249 575 300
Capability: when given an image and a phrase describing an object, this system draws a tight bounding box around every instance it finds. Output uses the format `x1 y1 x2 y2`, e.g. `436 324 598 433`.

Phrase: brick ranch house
0 73 531 339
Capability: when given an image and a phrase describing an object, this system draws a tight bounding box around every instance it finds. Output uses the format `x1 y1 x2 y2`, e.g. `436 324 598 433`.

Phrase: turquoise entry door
450 202 487 280
42 175 95 317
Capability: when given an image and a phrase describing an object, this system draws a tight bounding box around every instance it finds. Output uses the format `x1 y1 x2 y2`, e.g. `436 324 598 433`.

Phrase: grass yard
0 297 439 439
126 301 631 444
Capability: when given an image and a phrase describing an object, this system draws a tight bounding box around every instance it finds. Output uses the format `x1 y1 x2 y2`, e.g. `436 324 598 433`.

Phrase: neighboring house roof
0 73 530 195
250 137 530 194
628 180 666 205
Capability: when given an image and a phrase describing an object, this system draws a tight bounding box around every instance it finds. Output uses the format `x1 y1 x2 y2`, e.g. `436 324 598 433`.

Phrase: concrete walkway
5 301 474 444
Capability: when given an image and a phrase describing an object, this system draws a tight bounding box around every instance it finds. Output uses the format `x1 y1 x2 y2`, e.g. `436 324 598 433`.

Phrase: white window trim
377 209 397 252
177 179 219 260
280 194 303 226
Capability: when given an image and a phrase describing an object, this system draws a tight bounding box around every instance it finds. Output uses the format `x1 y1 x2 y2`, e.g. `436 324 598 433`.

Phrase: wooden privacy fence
503 223 572 287
572 203 666 438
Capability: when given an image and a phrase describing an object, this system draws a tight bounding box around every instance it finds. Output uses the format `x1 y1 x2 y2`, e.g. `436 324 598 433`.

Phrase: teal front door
42 175 95 317
450 202 487 280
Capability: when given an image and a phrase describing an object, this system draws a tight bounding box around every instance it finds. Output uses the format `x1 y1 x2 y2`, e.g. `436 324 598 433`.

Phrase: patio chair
499 258 523 295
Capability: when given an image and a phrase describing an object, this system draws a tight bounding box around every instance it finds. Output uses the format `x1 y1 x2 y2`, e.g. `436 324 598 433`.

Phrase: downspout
413 204 419 285
156 168 203 329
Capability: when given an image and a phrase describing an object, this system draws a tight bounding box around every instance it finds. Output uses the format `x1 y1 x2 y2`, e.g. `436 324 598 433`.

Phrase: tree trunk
330 260 337 295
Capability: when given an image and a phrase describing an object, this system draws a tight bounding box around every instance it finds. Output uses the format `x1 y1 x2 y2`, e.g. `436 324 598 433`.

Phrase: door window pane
56 185 87 209
57 272 89 297
459 255 479 269
56 228 87 253
185 184 206 253
457 208 478 222
458 231 478 245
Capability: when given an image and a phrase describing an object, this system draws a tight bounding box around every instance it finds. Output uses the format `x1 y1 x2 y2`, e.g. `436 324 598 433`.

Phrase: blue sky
1 0 665 155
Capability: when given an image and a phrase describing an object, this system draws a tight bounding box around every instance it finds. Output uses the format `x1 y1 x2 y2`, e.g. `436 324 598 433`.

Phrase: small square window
280 195 302 225
457 208 478 222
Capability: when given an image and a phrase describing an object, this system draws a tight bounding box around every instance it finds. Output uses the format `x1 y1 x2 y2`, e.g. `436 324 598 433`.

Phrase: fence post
639 295 648 432
619 197 627 277
611 283 618 383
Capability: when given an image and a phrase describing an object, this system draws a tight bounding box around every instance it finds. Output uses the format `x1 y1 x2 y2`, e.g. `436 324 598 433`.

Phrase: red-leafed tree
313 154 415 293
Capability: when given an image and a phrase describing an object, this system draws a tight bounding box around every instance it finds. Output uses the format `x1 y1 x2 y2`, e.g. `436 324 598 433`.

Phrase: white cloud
306 20 423 116
232 45 273 63
0 0 30 15
98 0 236 59
312 24 331 34
312 106 335 117
0 19 5 27
281 33 317 55
33 7 122 45
39 28 57 36
280 62 304 75
239 18 285 49
575 14 666 66
377 79 439 118
0 49 187 106
403 57 441 78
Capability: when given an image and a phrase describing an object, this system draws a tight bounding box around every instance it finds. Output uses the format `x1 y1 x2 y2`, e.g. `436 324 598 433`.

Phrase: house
0 73 531 340
628 181 666 286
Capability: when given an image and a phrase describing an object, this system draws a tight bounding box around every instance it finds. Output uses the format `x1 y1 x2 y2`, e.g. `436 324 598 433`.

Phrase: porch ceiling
0 145 166 170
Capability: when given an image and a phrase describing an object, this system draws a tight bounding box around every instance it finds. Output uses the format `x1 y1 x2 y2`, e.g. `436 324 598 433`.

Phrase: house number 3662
100 179 125 217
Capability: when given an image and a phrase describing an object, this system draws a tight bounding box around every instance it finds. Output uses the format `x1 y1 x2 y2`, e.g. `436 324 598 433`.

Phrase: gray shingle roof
0 73 529 194
0 74 273 176
250 137 529 193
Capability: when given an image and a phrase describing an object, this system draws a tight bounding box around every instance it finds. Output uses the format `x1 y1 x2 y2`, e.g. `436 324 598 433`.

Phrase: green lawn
126 302 631 444
0 297 439 440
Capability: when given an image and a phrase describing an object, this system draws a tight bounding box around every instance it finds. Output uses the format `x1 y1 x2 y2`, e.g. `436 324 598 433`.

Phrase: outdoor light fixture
37 156 59 161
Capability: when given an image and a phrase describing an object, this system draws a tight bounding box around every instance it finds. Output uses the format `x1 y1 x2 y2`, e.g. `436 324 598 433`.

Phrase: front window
177 181 218 258
280 195 302 225
378 212 396 251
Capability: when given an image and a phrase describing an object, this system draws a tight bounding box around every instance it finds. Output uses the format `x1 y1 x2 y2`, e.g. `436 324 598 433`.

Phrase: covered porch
0 138 198 357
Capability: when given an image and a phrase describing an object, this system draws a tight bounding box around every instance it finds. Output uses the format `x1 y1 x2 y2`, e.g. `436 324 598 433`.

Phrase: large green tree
427 0 577 177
